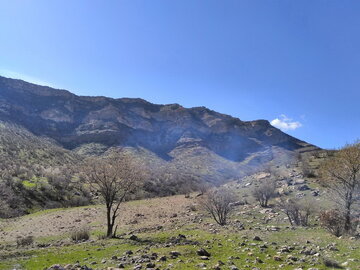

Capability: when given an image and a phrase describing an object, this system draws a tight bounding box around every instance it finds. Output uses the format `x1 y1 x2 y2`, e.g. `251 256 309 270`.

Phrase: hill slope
0 76 316 162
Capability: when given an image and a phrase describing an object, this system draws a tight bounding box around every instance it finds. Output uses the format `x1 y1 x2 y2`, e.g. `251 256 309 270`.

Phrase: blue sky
0 0 359 149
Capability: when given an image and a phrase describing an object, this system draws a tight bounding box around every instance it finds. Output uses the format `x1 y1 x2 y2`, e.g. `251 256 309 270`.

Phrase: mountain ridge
0 75 316 163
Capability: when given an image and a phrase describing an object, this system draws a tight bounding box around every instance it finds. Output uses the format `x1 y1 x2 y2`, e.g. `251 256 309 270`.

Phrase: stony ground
0 195 193 243
0 193 359 270
0 166 359 270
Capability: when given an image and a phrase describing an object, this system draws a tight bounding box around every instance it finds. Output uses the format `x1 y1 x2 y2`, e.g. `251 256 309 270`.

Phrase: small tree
84 151 143 238
199 187 237 226
278 198 315 227
320 210 345 237
320 142 360 233
252 180 277 207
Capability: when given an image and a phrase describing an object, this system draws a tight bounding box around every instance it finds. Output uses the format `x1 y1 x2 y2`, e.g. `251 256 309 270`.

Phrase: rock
311 190 320 196
287 255 298 261
273 255 282 261
125 250 134 255
129 235 138 241
158 256 167 261
146 262 156 268
298 185 310 191
170 251 181 257
294 179 305 185
197 248 211 257
200 256 210 260
47 265 65 270
253 236 262 241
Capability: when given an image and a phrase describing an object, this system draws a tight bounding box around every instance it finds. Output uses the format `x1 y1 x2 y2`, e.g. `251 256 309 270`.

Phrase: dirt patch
0 195 195 242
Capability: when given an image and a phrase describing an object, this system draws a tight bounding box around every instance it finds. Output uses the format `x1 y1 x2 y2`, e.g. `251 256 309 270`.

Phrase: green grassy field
0 204 359 270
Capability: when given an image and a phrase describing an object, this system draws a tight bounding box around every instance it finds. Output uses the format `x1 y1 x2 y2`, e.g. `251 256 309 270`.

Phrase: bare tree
84 151 143 238
252 179 277 207
199 187 237 226
320 142 360 233
278 198 315 227
320 209 345 237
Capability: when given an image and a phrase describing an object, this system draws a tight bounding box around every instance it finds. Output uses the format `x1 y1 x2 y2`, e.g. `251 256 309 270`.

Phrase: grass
0 224 358 270
0 190 359 270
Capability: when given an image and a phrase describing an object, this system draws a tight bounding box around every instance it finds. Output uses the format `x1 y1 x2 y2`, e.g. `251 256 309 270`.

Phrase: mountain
0 75 319 216
0 76 316 160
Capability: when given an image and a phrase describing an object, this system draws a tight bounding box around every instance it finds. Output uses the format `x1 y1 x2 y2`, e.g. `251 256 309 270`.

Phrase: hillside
0 122 89 217
0 75 317 166
0 75 320 216
0 76 317 158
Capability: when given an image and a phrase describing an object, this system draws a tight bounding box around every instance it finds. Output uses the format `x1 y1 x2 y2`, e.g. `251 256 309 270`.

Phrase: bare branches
199 187 237 226
252 179 277 207
278 198 316 227
82 150 143 237
320 142 360 233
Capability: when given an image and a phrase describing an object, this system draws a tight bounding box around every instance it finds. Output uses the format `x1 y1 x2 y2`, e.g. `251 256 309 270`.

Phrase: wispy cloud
0 69 56 87
270 114 302 131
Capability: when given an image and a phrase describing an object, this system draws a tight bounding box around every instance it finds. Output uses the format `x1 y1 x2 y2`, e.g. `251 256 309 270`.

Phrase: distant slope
0 122 88 217
0 76 317 163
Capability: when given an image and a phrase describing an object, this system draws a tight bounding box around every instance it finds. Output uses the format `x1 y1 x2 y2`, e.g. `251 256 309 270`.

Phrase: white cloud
270 114 302 131
0 69 56 87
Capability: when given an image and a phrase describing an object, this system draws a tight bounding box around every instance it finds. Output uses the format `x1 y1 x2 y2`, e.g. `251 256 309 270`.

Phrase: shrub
16 236 34 247
278 199 315 227
252 180 277 207
320 210 345 237
70 227 90 242
199 187 237 226
65 195 90 207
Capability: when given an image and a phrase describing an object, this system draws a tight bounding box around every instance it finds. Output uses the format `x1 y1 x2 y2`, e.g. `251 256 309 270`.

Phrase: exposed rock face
0 76 316 163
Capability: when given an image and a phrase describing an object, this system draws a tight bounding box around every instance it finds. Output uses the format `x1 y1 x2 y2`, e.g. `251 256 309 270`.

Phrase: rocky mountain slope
0 75 316 163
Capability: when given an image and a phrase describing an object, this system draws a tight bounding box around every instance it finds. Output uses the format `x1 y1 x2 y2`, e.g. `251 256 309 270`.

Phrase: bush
199 187 237 226
65 195 90 207
252 180 277 207
16 236 34 247
320 210 345 237
70 227 90 242
278 199 315 227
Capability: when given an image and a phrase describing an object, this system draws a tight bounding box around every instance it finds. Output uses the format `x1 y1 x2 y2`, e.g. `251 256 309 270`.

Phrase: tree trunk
106 207 113 237
344 191 353 233
344 202 352 233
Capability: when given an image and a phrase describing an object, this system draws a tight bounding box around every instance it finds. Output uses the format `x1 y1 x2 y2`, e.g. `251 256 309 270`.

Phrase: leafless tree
320 209 345 237
83 151 143 238
278 198 315 227
252 179 277 207
199 187 237 226
320 142 360 233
